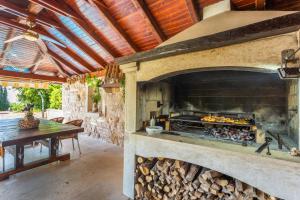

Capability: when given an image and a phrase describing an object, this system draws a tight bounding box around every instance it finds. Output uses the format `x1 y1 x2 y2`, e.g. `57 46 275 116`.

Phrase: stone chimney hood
159 0 296 47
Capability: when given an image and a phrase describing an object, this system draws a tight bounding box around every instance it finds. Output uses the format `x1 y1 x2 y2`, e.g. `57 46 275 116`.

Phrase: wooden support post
15 145 24 169
50 137 58 158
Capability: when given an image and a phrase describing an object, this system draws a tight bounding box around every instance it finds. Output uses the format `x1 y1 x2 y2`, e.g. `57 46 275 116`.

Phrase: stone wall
62 81 125 146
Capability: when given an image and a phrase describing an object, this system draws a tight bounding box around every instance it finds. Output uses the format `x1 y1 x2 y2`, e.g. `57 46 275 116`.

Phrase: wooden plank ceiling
0 0 299 82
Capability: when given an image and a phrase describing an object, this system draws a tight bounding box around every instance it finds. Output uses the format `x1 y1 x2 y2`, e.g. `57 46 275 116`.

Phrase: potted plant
86 75 102 113
18 103 40 129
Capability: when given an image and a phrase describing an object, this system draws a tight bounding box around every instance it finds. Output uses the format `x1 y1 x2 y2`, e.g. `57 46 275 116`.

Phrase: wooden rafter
29 50 50 76
0 29 16 60
0 4 78 77
131 0 167 43
27 1 107 72
30 0 119 58
28 2 44 14
27 2 69 78
34 46 70 78
0 0 61 29
0 16 27 31
52 59 71 77
28 0 81 19
0 16 64 46
57 29 107 68
31 51 42 72
256 0 266 9
47 49 83 74
0 4 69 79
0 69 66 82
53 44 97 72
66 11 119 58
185 0 200 23
117 12 300 64
30 58 43 73
89 0 139 53
48 15 107 68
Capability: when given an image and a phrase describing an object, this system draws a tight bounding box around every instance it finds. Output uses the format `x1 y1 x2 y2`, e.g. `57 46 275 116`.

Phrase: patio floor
0 134 127 200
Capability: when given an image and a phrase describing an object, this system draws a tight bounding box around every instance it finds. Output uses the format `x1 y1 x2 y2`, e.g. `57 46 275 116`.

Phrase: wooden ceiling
0 0 299 82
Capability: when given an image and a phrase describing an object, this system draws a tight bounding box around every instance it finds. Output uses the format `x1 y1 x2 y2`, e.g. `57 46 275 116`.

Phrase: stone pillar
120 62 138 198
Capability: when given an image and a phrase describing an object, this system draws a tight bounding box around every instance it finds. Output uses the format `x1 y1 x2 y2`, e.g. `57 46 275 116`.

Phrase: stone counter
123 132 300 200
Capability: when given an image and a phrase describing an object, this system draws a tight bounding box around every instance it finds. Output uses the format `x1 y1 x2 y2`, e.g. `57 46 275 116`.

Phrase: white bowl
146 126 163 135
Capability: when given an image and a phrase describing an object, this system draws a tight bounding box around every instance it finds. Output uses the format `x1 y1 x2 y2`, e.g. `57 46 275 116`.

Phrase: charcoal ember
203 126 254 142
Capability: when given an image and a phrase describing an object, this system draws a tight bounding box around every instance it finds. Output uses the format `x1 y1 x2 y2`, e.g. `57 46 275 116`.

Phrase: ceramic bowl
146 126 163 135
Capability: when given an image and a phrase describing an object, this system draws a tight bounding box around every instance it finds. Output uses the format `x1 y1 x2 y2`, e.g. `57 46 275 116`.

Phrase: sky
6 87 18 103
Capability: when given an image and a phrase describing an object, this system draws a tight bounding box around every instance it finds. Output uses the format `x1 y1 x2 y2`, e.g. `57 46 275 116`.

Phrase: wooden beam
0 29 16 60
27 2 69 78
26 1 109 68
52 59 71 77
34 47 70 78
116 12 300 64
47 49 83 74
48 15 107 68
0 69 66 82
0 16 64 46
30 60 42 73
53 44 97 72
0 0 61 28
28 2 44 14
185 0 200 23
131 0 167 43
0 16 27 31
0 17 70 76
89 1 139 53
31 51 43 72
57 29 106 68
255 0 266 10
64 3 119 58
34 0 119 58
28 0 81 19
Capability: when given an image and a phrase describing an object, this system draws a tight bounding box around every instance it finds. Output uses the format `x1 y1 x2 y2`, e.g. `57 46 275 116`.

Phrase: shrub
10 102 25 112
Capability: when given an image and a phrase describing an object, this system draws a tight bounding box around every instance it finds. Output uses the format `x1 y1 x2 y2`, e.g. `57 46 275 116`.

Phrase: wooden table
0 118 84 181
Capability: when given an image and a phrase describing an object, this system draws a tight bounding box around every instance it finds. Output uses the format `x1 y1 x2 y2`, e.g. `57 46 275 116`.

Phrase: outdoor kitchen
127 69 299 200
1 0 300 200
119 10 300 200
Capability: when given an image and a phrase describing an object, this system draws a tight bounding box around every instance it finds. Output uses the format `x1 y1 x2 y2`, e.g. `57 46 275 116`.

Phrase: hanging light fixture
23 31 39 42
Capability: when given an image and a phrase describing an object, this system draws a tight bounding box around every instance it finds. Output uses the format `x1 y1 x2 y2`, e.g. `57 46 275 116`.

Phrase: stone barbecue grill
119 11 300 200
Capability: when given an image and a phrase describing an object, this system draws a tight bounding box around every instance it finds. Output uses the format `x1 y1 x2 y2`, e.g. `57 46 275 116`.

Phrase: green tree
0 86 9 111
17 85 62 111
49 85 62 109
17 88 49 110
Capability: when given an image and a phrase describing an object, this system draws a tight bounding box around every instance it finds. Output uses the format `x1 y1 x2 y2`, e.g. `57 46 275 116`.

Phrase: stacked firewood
135 156 278 200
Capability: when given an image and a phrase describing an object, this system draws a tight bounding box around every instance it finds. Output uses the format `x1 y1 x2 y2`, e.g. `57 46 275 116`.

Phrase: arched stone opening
147 66 277 82
138 69 293 140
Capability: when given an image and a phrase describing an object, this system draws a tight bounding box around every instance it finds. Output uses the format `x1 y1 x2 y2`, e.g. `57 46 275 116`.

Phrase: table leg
50 137 59 158
0 137 70 181
50 137 70 161
15 144 24 169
